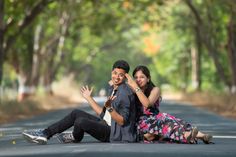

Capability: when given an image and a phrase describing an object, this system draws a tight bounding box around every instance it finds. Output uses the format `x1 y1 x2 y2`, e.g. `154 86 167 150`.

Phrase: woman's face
134 70 149 88
111 68 126 87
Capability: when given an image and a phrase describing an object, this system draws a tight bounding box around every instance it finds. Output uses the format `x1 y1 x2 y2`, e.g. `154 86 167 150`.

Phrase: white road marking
213 135 236 139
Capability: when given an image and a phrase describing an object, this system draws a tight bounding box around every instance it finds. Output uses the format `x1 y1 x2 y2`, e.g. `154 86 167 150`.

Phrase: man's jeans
44 109 110 142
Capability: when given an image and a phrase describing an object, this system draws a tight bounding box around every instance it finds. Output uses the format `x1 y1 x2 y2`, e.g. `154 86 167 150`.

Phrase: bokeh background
0 0 236 123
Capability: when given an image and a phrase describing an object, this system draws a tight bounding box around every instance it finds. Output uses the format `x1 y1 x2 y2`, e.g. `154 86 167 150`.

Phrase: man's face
111 68 126 86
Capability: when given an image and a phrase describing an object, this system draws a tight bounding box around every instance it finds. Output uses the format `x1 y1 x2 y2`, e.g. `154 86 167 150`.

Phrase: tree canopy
0 0 236 100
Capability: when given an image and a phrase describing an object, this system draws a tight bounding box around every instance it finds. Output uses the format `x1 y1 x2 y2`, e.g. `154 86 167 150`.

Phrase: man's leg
22 109 101 144
73 117 110 142
44 109 101 139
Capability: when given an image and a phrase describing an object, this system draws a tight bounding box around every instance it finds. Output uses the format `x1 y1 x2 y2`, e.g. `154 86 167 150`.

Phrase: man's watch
107 107 114 113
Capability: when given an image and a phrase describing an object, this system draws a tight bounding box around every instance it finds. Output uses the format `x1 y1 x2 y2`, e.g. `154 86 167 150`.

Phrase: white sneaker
22 129 47 145
56 132 75 143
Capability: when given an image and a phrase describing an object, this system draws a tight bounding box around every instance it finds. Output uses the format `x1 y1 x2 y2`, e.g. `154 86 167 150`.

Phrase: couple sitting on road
22 60 213 145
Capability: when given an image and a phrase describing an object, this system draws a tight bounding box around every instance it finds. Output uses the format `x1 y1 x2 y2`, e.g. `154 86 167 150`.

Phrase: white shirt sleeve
103 110 111 126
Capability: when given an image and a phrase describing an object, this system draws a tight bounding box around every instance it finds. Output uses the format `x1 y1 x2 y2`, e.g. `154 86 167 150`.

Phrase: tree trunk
185 0 231 89
227 12 236 93
31 25 42 86
204 37 231 87
191 47 200 90
0 0 55 101
35 11 70 95
42 11 70 94
194 25 202 91
0 0 4 87
17 72 35 101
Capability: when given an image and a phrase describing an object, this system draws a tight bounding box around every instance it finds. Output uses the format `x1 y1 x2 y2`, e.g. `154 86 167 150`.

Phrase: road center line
213 135 236 139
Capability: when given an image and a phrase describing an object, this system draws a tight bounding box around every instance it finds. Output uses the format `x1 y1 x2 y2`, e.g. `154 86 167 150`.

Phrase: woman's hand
108 80 113 86
125 73 139 90
80 85 93 100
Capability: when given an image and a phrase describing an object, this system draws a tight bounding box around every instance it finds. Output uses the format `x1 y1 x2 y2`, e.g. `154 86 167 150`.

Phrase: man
22 60 137 144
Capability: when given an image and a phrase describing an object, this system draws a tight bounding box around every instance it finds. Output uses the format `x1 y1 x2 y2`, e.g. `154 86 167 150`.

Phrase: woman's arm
146 87 160 106
125 73 160 108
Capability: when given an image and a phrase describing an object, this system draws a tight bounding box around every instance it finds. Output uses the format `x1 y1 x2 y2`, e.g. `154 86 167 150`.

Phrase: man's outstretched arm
80 86 103 115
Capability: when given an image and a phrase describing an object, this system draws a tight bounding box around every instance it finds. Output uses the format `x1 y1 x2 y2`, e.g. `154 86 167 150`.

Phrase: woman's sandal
203 134 213 144
187 127 198 144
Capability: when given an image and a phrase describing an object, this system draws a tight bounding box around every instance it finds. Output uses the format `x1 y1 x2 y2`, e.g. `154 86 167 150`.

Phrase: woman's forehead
135 70 145 75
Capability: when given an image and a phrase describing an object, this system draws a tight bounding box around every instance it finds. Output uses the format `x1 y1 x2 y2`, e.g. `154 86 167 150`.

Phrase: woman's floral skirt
138 112 193 143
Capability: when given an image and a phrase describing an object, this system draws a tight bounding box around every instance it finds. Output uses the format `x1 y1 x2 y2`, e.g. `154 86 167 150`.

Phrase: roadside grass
1 89 235 124
0 77 83 124
0 98 42 124
177 92 236 119
0 95 79 124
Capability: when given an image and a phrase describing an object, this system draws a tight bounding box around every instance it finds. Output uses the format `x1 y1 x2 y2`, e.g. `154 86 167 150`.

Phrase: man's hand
80 85 103 115
104 95 116 108
80 85 93 100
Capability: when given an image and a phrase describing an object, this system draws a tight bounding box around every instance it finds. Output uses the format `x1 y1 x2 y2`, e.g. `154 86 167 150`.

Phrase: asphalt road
1 97 236 157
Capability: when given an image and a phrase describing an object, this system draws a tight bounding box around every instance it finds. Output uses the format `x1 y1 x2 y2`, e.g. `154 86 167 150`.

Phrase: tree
0 0 5 90
226 2 236 93
0 0 55 99
185 0 236 93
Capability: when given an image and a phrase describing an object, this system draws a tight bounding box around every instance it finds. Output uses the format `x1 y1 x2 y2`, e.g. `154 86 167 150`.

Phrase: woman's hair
132 65 155 97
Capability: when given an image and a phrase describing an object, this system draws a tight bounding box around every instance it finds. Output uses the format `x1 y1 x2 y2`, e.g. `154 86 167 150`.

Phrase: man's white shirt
103 110 111 126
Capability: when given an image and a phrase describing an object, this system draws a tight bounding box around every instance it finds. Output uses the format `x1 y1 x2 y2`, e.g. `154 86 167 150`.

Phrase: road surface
0 97 236 157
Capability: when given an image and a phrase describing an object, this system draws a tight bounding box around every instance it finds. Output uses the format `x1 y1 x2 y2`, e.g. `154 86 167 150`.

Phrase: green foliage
2 0 235 97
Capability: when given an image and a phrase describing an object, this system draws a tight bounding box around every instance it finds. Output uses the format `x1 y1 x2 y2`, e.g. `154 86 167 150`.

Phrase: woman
125 65 213 144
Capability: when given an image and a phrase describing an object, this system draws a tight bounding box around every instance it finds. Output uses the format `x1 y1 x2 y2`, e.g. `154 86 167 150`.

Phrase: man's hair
112 60 130 73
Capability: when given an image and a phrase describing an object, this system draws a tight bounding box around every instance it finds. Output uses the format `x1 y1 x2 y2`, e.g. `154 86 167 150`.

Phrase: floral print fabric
137 99 192 143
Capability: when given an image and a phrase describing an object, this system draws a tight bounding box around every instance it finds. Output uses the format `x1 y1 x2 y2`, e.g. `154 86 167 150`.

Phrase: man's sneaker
22 129 47 145
56 132 75 143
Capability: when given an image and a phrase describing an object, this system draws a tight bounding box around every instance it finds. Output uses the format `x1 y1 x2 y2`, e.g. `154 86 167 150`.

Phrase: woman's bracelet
135 87 141 93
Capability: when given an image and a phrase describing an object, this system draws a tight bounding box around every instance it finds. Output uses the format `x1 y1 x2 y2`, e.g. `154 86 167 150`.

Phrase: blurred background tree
0 0 236 103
